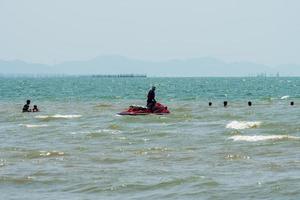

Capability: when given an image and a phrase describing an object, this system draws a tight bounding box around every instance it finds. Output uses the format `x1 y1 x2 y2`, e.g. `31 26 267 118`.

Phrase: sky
1 0 300 66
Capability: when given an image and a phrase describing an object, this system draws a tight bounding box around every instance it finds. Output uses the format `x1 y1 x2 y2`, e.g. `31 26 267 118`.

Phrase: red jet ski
118 102 170 115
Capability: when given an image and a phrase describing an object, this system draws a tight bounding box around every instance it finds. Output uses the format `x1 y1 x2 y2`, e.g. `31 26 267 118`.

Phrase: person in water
147 86 156 112
223 101 228 107
22 100 31 112
32 105 39 112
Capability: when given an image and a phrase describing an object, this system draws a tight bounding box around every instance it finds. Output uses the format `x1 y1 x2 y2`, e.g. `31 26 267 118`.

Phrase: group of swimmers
209 101 295 107
22 100 39 112
147 86 296 108
148 87 294 109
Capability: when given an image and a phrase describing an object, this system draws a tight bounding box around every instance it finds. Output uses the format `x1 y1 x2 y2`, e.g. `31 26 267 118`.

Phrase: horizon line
1 74 299 78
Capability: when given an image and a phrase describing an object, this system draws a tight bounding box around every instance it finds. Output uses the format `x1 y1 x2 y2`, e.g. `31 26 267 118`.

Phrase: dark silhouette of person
147 86 156 112
224 101 228 107
291 101 294 106
209 102 212 107
32 105 39 112
248 101 252 106
22 100 31 112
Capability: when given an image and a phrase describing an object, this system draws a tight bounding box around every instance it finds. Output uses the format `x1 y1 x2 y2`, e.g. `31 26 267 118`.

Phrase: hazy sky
1 0 300 65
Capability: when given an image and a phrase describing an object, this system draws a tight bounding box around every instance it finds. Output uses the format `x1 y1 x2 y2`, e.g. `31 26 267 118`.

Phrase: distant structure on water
92 74 147 78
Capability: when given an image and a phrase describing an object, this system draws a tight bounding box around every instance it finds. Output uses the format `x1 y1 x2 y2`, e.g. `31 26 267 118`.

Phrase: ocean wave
95 103 112 107
135 147 171 155
72 129 122 137
39 151 65 157
0 176 34 184
20 124 48 128
0 159 6 167
226 121 261 130
91 157 128 164
281 95 290 100
224 154 250 160
229 135 300 142
64 176 206 193
35 114 82 119
89 129 122 135
26 150 66 159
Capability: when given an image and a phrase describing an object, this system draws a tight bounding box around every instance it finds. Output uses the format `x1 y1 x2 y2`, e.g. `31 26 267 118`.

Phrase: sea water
0 77 300 199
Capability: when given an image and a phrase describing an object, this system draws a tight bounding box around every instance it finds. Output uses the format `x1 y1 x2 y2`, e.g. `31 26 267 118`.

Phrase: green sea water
0 77 300 200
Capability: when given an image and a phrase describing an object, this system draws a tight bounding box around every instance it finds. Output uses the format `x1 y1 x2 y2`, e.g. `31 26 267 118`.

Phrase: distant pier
92 74 147 78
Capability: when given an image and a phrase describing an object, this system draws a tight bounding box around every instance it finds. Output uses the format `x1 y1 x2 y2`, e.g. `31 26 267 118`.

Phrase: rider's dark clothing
147 89 156 111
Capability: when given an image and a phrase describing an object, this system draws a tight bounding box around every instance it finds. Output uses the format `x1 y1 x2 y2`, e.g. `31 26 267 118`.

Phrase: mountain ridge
1 56 299 77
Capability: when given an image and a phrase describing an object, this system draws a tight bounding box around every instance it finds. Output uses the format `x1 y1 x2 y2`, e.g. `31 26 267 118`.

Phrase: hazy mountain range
1 56 299 77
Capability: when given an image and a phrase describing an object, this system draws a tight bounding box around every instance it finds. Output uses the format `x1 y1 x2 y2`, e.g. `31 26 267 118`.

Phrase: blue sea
0 77 300 199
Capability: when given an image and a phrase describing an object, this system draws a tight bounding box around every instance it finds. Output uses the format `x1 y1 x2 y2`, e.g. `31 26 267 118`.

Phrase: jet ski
118 102 170 115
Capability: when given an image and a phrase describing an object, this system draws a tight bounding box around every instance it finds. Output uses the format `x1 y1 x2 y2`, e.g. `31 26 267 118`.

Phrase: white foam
72 129 122 135
226 121 261 130
35 114 82 119
96 129 122 134
229 135 300 142
39 151 65 157
281 95 290 100
25 124 48 128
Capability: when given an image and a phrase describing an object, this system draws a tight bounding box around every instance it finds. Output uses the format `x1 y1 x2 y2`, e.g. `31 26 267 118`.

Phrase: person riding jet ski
147 86 156 112
118 86 169 115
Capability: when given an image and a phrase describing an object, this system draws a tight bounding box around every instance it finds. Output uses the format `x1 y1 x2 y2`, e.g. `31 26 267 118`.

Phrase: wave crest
35 114 82 119
20 124 48 128
26 151 66 159
226 121 261 130
281 95 290 100
229 135 300 142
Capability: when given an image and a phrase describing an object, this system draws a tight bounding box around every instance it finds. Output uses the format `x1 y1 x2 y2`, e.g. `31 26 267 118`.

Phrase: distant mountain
1 56 300 76
0 60 55 74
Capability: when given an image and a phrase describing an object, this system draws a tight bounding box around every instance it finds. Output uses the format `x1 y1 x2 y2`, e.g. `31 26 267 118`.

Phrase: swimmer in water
32 105 39 112
22 100 31 112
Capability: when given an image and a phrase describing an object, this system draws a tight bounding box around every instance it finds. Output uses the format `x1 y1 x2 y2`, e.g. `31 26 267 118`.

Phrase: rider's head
152 86 156 91
26 100 31 104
